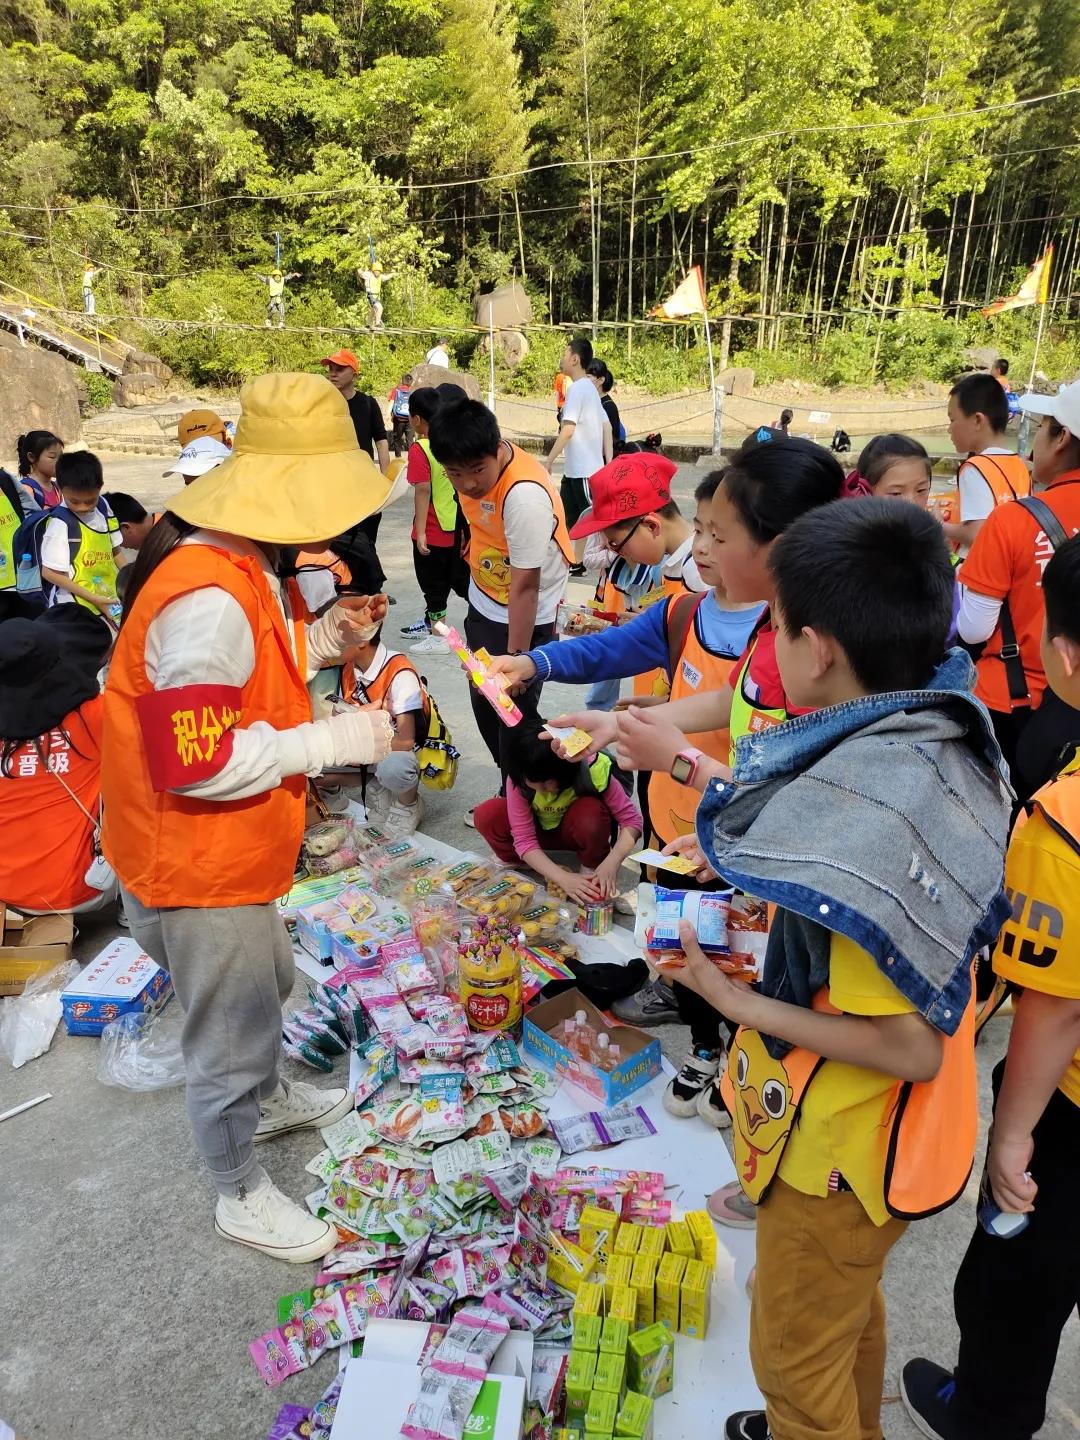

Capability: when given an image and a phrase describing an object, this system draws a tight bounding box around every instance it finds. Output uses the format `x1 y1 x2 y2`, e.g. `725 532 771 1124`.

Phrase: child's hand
662 834 719 882
562 871 602 906
487 653 537 695
614 706 688 777
988 1129 1038 1214
590 856 620 898
546 710 617 755
677 922 746 1018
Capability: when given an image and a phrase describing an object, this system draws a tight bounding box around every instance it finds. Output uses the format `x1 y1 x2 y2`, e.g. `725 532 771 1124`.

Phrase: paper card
545 724 594 758
628 847 699 874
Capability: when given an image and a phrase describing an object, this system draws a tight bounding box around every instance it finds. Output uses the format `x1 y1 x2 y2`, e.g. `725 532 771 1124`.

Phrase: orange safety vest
342 650 430 733
964 452 1032 509
647 594 732 845
631 570 697 700
720 970 978 1220
458 445 574 608
296 547 352 590
101 544 311 908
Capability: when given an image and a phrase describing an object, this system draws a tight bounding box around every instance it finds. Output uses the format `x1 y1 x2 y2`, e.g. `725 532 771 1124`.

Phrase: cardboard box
61 937 171 1036
362 1319 533 1381
331 1357 526 1440
0 909 74 996
521 989 661 1107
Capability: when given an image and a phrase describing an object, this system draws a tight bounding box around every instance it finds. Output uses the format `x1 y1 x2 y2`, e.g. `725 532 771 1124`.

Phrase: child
17 430 63 509
674 497 1010 1440
473 720 642 905
388 373 413 456
488 470 766 1117
848 432 933 505
401 386 469 654
568 451 707 699
901 533 1080 1440
103 492 157 552
945 372 1031 549
40 452 126 616
339 624 429 837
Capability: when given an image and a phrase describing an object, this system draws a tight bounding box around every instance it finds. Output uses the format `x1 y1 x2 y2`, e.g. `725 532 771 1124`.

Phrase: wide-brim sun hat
0 607 113 741
168 372 393 545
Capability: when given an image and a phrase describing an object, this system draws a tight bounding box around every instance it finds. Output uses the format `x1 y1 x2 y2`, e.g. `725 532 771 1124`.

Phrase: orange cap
320 349 359 372
177 407 228 448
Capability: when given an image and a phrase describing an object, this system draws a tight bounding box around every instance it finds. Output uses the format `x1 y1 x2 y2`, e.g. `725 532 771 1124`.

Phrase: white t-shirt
425 346 450 368
468 481 570 626
356 644 423 717
561 377 607 479
958 447 1016 524
662 534 707 592
41 500 123 605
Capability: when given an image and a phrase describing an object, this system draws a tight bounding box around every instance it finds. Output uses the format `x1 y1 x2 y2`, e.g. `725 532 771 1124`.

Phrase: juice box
584 1390 619 1436
615 1392 654 1440
584 1432 613 1440
592 1351 627 1401
685 1209 718 1268
626 1323 674 1399
679 1258 711 1339
565 1350 597 1427
630 1255 659 1327
609 1286 637 1325
580 1204 620 1267
613 1224 642 1257
664 1219 695 1259
604 1255 634 1300
654 1252 687 1333
600 1315 630 1357
637 1226 666 1262
573 1280 604 1321
549 1235 596 1293
571 1313 602 1353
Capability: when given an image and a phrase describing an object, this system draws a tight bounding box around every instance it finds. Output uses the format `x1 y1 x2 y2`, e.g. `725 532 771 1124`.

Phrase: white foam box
330 1356 526 1440
362 1318 533 1382
60 936 172 1036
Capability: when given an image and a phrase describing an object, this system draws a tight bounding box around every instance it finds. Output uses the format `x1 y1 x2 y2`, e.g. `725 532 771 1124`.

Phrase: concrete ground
1 458 1076 1439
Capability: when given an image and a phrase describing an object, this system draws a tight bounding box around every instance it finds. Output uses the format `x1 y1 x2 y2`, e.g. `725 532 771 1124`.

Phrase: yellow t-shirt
779 934 913 1226
992 766 1080 1110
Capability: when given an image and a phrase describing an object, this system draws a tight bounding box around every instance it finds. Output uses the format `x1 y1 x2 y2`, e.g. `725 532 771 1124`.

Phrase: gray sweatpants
375 750 420 795
121 888 294 1197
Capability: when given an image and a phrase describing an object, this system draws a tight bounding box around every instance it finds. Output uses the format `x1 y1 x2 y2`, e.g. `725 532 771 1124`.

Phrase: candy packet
419 1088 467 1139
634 883 732 956
284 1034 335 1072
396 1021 436 1058
422 996 471 1038
483 1163 530 1210
465 1035 520 1076
498 1105 546 1140
321 1110 374 1161
375 1096 424 1144
401 1370 483 1440
431 1305 510 1381
432 1131 513 1185
250 1322 308 1387
301 1291 357 1364
517 1136 561 1178
549 1105 656 1155
306 845 361 876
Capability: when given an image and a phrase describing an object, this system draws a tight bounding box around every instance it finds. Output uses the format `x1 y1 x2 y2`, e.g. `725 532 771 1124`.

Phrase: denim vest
696 650 1012 1042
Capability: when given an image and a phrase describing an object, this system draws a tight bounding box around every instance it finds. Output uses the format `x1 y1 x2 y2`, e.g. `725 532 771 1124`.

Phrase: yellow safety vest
420 439 459 535
0 485 20 591
727 627 789 767
531 753 614 831
69 510 120 614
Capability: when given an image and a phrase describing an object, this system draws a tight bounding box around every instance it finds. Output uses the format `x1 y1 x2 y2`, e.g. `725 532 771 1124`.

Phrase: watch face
671 755 693 784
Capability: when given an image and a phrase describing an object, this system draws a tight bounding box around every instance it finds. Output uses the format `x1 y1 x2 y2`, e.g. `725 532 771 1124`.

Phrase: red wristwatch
670 747 705 786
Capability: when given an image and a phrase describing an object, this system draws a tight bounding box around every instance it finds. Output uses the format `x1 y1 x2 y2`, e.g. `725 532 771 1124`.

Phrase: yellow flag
649 265 708 319
983 245 1053 315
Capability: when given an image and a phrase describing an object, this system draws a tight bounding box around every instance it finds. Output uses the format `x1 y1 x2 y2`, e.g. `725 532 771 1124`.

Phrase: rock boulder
717 366 755 396
122 346 173 386
114 371 168 407
408 364 481 401
474 283 534 330
0 333 82 461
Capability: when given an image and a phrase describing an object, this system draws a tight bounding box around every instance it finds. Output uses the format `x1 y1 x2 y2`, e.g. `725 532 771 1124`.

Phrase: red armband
135 684 244 791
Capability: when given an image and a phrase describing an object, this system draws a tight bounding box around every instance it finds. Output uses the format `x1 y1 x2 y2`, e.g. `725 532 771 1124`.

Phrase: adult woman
0 607 117 915
101 373 394 1264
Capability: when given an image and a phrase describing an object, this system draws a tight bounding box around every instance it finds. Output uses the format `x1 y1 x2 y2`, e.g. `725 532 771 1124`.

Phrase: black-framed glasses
610 518 643 555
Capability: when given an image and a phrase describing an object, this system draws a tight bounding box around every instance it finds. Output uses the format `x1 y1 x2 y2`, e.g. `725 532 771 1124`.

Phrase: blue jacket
696 649 1012 1041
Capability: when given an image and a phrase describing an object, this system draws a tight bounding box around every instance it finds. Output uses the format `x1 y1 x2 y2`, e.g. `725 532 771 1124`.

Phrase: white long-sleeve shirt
144 532 362 801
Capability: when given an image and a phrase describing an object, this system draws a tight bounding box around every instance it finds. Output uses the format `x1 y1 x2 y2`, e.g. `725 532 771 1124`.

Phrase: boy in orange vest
674 499 1010 1440
902 534 1080 1440
945 371 1031 550
339 625 430 838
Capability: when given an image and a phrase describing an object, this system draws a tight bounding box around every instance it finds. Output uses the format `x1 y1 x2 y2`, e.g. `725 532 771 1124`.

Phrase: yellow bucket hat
168 372 393 545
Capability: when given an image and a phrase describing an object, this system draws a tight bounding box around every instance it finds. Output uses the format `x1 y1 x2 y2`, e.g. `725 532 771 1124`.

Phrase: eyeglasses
610 518 643 555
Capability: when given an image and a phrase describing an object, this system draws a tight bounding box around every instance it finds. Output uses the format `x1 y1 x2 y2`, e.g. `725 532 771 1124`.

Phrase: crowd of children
1 357 1078 1440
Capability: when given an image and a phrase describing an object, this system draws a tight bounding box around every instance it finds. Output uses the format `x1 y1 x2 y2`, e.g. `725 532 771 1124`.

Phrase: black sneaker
725 1412 771 1440
664 1047 721 1118
568 563 587 578
401 616 429 638
900 1358 964 1440
696 1075 733 1130
611 978 680 1027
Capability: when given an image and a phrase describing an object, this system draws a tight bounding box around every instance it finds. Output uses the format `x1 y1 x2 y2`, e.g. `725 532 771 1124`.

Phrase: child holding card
472 720 642 904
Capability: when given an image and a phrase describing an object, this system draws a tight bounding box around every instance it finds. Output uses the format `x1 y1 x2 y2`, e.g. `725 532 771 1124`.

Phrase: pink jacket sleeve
602 775 643 835
506 780 543 857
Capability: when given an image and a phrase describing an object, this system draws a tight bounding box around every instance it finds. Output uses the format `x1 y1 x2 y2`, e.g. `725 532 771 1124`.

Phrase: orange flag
983 246 1053 315
650 265 708 319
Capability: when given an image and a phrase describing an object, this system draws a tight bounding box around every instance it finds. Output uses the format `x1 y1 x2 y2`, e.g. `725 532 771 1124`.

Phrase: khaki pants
751 1179 907 1440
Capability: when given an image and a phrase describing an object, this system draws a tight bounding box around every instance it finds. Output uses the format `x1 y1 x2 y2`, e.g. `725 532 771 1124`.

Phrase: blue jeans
586 676 621 711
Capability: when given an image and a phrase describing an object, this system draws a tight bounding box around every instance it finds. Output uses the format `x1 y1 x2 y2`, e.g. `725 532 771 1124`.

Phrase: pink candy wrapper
250 1322 308 1387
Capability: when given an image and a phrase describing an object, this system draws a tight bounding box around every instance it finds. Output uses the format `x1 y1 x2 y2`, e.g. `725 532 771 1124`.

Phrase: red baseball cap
320 349 359 372
568 452 679 539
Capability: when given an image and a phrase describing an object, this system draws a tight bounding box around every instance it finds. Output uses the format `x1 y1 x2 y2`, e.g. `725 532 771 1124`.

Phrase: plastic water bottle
16 552 38 593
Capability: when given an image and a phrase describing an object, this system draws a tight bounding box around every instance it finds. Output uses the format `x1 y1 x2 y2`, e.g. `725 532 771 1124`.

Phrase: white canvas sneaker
384 795 423 839
215 1175 338 1263
254 1079 354 1142
363 780 393 824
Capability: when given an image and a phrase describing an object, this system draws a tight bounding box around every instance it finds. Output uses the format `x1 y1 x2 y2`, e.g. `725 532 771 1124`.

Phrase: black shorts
560 476 591 530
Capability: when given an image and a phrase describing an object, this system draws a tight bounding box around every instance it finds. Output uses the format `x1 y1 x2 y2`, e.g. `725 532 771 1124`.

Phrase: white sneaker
384 795 423 838
215 1175 338 1263
317 784 350 815
464 807 477 829
254 1078 354 1142
409 633 448 656
364 780 393 824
